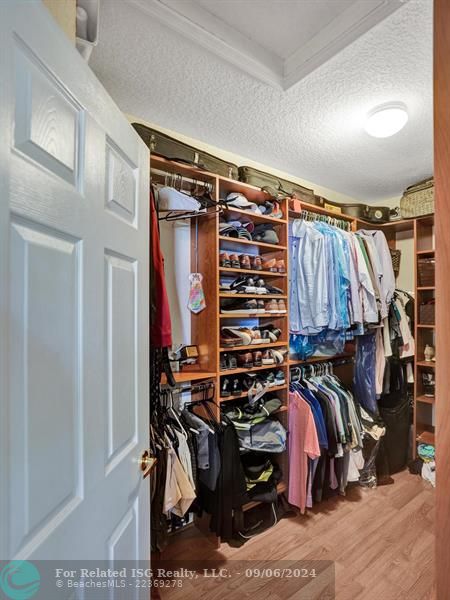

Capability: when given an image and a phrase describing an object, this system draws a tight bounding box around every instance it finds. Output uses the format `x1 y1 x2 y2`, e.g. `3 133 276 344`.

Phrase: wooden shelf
243 482 287 512
289 352 354 365
220 293 288 299
161 371 217 384
417 324 435 329
151 154 217 182
357 218 415 233
416 361 436 368
417 286 435 291
220 384 287 401
219 235 287 251
416 395 435 405
224 206 287 225
416 430 435 445
220 362 288 376
220 312 288 319
220 341 287 352
417 249 435 256
219 266 287 278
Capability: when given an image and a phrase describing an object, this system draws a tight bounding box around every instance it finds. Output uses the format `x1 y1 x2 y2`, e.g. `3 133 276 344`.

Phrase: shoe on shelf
271 348 286 364
220 252 231 268
274 370 286 385
277 299 287 313
228 354 238 369
265 372 276 387
220 354 229 371
258 325 282 342
262 350 275 365
253 350 263 367
257 299 266 313
237 352 254 368
265 299 279 313
276 259 286 273
262 258 278 272
251 255 263 271
221 378 231 397
264 283 284 295
221 327 252 347
231 378 242 396
255 278 268 294
229 253 241 269
221 275 259 294
240 254 251 270
221 299 259 314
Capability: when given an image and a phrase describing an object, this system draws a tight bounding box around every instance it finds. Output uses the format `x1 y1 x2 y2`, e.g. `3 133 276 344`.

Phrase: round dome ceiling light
364 103 408 138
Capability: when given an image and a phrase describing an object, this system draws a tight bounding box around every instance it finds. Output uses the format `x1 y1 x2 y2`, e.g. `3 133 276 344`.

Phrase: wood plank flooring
157 470 435 599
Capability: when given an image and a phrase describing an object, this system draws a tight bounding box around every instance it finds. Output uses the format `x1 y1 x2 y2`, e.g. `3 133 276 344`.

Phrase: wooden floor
157 470 435 599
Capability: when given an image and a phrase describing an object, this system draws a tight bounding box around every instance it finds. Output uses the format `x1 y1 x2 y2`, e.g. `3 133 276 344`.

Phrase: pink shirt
288 391 320 513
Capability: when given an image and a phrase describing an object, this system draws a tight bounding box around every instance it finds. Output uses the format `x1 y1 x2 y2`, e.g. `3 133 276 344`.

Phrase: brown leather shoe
262 258 277 272
253 351 263 366
240 254 251 269
276 259 286 273
220 252 231 267
229 253 241 268
251 255 263 271
237 352 254 368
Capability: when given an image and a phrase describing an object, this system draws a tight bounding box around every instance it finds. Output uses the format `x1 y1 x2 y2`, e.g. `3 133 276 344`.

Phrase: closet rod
150 167 214 189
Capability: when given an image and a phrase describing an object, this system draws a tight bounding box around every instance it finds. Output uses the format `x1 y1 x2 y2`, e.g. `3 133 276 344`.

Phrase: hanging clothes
288 366 364 511
150 187 172 348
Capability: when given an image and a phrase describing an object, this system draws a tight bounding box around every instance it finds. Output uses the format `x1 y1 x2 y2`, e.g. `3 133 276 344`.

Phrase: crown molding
128 0 408 91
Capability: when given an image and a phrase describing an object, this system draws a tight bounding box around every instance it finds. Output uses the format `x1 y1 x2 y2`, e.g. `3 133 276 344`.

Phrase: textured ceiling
90 0 433 202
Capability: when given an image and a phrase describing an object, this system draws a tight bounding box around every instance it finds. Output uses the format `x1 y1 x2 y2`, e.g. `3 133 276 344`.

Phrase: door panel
0 0 150 562
9 218 83 557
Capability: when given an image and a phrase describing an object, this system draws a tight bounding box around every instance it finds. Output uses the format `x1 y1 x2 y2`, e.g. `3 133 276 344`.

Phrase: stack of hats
225 193 283 219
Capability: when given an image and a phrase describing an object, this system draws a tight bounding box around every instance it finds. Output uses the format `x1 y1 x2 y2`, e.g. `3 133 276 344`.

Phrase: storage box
417 258 435 287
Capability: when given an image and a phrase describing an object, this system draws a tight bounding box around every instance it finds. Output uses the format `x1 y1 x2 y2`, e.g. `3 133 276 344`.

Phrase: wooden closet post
434 0 450 596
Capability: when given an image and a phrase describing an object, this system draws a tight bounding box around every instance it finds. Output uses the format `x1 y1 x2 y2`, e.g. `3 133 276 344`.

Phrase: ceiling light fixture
364 103 408 138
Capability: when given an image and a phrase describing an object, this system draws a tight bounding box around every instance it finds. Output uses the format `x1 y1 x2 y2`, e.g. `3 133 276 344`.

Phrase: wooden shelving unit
152 154 434 528
413 216 436 454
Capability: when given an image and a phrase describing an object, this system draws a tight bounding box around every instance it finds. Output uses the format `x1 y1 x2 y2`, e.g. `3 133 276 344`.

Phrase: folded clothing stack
219 218 280 245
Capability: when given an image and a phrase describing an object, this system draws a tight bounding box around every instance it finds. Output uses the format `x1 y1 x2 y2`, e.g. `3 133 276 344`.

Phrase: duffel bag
132 123 239 180
238 166 315 202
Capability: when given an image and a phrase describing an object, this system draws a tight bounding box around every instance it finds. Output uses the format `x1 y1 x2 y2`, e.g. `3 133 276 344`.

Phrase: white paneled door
0 1 150 561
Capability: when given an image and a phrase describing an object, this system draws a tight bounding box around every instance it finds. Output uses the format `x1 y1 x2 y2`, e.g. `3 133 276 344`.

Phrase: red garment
150 190 172 348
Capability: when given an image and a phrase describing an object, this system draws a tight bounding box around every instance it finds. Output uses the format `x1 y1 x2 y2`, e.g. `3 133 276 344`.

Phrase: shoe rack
217 176 290 502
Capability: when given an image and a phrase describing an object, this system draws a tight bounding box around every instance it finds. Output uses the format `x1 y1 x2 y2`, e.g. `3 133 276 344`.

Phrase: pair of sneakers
220 324 282 347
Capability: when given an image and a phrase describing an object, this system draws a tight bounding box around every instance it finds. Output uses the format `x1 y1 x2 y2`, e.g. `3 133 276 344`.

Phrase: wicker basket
390 248 401 277
400 177 434 219
419 302 435 325
417 258 435 287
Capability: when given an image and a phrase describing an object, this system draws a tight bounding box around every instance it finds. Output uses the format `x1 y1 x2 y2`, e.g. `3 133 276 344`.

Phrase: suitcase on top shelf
132 123 239 180
400 177 434 219
238 166 315 202
315 196 392 224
